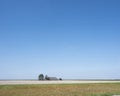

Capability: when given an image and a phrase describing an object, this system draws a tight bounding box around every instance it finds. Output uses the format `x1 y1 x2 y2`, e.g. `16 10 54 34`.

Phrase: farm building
47 77 58 80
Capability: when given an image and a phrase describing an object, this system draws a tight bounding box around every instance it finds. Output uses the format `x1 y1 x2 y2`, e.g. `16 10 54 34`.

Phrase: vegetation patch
0 83 120 96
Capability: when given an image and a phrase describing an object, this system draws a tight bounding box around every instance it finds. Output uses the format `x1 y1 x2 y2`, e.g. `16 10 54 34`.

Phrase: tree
38 74 44 80
59 78 62 80
45 75 49 80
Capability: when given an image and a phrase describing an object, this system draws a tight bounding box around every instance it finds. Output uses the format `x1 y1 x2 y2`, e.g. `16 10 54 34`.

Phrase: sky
0 0 120 79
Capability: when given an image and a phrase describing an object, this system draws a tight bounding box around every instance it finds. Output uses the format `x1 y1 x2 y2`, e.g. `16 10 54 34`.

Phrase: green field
0 83 120 96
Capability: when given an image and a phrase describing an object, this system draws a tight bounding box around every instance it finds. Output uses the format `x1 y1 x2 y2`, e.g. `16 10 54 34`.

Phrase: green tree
45 75 49 80
59 78 62 80
38 74 44 80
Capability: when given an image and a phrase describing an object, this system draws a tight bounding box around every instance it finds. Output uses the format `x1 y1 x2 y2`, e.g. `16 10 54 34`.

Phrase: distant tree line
38 74 62 81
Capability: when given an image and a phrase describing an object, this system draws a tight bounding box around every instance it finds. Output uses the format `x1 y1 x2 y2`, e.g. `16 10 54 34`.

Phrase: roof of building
48 77 58 80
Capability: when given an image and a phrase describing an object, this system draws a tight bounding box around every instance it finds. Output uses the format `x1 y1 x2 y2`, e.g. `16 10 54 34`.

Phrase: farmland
0 83 120 96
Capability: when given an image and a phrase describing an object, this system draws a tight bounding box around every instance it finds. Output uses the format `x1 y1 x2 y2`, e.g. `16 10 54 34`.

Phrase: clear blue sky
0 0 120 79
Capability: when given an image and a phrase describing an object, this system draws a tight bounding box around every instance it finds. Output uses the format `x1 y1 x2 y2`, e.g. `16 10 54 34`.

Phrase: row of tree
38 74 62 80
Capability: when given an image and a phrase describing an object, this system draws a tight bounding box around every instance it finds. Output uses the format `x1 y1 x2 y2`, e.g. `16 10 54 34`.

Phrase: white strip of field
0 80 120 85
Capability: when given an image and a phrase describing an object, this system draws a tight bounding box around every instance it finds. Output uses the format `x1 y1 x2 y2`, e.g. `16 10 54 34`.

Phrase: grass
0 83 120 96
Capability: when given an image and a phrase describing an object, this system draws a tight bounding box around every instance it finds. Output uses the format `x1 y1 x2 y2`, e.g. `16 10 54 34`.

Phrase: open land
0 80 120 85
0 80 120 96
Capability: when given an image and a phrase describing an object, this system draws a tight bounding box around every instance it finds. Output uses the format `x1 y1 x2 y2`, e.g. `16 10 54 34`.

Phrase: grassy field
0 83 120 96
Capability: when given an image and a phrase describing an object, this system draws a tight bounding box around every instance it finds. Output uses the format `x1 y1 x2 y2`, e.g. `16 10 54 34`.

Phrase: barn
47 77 58 80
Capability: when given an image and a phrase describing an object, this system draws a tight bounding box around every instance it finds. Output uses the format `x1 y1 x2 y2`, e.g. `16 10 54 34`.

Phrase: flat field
1 80 120 85
0 83 120 96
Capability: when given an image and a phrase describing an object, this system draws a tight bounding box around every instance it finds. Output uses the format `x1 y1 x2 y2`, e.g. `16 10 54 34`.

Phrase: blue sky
0 0 120 79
